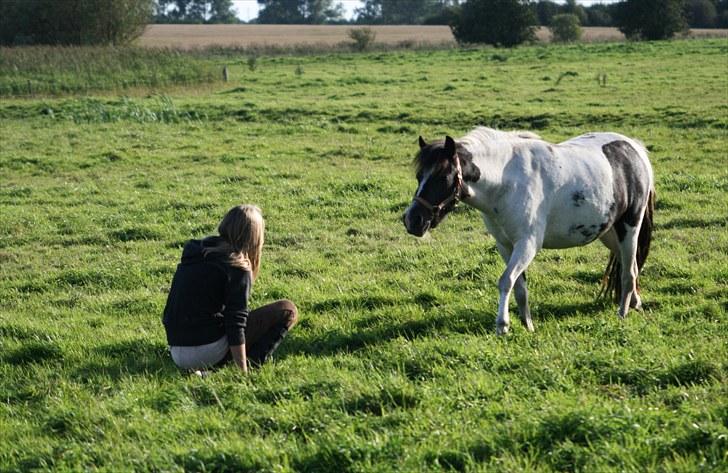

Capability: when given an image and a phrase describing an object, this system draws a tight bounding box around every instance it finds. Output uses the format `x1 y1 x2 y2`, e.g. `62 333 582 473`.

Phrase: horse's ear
418 136 427 149
444 136 456 158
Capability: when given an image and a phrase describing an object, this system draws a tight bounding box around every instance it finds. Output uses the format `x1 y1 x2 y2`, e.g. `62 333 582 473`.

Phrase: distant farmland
138 24 728 49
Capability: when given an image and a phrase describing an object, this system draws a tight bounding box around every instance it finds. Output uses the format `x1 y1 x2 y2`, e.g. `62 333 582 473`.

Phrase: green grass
0 46 221 96
1 39 727 472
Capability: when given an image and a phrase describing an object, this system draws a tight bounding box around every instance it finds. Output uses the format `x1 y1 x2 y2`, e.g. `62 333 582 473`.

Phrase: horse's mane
459 127 541 148
414 127 541 174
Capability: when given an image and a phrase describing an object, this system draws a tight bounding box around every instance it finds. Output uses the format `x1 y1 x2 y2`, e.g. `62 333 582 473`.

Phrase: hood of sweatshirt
180 236 225 265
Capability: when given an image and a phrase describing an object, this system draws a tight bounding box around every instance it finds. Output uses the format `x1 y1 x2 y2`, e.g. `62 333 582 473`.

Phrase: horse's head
404 135 472 237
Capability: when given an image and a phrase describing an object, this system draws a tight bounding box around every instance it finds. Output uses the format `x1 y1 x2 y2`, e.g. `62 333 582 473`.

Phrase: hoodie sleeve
223 268 251 346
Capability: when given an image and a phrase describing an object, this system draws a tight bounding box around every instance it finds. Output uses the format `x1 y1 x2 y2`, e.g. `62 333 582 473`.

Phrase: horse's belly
542 205 612 249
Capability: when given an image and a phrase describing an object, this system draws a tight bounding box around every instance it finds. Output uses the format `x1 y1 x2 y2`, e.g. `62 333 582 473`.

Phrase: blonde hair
204 205 264 280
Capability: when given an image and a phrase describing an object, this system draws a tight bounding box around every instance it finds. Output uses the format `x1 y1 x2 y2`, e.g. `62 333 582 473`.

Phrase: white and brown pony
404 127 655 335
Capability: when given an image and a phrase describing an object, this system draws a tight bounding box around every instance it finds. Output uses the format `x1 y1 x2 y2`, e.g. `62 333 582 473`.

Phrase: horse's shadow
281 308 495 357
281 297 614 358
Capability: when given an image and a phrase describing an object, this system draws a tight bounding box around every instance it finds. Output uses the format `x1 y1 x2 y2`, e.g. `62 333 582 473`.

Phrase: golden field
138 24 728 49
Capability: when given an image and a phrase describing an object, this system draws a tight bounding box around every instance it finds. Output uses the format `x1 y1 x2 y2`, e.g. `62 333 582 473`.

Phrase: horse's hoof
523 319 535 332
496 324 510 336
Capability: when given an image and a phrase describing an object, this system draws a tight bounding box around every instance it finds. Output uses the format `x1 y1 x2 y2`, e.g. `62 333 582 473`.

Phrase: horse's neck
462 138 513 196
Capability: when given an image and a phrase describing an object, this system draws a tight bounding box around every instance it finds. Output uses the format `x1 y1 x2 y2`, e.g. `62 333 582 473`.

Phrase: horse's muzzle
403 204 431 237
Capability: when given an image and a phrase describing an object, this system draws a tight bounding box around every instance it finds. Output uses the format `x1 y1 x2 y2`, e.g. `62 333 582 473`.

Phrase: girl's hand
230 344 248 374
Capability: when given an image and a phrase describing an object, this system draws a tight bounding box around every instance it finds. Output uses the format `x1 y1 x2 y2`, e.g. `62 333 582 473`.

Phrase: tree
155 0 238 23
562 0 588 25
257 0 344 24
550 13 582 42
685 0 718 27
584 4 614 27
355 0 458 25
616 0 688 40
451 0 536 47
0 0 153 45
533 1 560 26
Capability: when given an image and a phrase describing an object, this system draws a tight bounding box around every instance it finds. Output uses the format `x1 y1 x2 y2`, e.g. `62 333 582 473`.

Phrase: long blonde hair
204 205 264 280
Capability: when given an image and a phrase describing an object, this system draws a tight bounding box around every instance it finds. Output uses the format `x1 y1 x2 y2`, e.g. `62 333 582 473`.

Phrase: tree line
1 0 727 46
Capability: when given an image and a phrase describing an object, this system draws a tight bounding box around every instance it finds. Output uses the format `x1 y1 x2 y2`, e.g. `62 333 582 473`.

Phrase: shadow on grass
535 298 611 321
71 339 179 381
283 309 493 357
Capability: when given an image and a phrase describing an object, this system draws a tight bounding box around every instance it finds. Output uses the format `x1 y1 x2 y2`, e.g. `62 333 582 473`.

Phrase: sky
232 0 619 22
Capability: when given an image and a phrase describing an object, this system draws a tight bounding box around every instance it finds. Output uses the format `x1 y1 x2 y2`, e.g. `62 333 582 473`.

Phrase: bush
615 0 688 41
451 0 536 47
348 27 377 52
685 0 718 27
0 0 153 46
550 14 582 42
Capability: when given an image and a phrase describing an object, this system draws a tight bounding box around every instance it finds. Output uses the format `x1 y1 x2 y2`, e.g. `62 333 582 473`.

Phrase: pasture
1 39 727 471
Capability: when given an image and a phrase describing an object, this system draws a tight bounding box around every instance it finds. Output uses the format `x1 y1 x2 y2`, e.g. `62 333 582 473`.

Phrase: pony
403 127 655 335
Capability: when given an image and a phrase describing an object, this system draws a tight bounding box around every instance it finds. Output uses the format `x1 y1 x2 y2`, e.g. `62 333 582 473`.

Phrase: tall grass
0 46 220 96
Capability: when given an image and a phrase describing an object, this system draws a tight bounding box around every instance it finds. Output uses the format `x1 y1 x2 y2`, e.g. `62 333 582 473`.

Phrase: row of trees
2 0 727 46
250 0 728 28
450 0 728 45
154 0 238 23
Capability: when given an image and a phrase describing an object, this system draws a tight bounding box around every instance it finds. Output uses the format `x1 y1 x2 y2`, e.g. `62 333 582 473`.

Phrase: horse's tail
636 188 655 273
601 188 655 302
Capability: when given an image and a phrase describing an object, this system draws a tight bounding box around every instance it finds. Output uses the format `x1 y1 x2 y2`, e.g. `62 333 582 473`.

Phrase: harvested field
138 24 456 49
139 24 728 49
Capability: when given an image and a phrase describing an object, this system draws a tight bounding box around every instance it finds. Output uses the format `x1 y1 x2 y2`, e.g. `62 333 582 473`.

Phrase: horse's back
539 132 652 249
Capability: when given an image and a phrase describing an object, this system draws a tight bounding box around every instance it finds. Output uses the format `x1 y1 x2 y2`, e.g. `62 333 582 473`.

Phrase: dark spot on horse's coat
598 222 609 234
493 207 498 214
602 140 650 242
571 190 586 207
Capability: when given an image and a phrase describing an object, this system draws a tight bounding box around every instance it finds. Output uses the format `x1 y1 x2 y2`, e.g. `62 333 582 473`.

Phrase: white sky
232 1 619 22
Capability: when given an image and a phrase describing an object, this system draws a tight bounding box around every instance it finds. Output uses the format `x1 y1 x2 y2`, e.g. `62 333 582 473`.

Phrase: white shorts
170 335 228 370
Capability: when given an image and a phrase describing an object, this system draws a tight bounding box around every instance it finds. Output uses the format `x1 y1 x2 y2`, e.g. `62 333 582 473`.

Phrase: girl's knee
278 299 298 328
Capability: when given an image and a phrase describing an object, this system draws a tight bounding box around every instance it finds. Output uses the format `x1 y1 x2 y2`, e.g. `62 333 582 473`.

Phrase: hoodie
162 237 251 347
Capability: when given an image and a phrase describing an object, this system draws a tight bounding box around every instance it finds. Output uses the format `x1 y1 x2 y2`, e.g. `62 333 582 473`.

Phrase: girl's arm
230 344 248 373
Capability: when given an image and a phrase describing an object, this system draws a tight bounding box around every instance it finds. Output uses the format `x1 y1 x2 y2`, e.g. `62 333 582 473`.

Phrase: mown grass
0 39 726 472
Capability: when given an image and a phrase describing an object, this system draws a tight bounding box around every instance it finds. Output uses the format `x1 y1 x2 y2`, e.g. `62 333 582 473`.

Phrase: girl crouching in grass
163 204 297 373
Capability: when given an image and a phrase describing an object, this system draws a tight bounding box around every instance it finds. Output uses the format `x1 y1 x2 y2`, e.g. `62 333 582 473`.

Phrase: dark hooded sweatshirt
162 237 251 347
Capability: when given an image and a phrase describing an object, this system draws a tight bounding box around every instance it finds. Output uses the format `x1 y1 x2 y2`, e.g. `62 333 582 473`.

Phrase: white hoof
522 318 535 332
496 323 510 336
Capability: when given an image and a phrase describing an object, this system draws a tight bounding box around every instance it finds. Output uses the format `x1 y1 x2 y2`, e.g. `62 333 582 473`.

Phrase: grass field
1 39 727 471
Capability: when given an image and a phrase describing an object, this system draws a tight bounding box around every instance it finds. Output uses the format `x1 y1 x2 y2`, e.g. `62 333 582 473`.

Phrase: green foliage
257 0 344 24
355 0 452 25
550 13 583 43
685 0 718 27
156 0 239 23
1 39 727 472
451 0 537 47
0 0 153 46
348 27 377 52
616 0 689 40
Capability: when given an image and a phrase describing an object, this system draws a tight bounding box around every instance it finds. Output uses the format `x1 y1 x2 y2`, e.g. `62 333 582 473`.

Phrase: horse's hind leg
616 222 642 318
496 242 534 332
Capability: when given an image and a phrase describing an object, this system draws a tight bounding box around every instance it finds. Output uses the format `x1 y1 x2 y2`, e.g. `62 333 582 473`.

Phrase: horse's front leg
496 238 539 335
496 242 534 332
